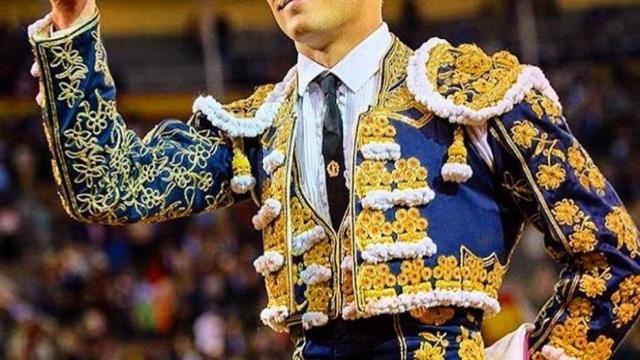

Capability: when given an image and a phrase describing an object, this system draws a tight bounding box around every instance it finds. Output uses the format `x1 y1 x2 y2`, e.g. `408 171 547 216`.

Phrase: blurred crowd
1 3 640 360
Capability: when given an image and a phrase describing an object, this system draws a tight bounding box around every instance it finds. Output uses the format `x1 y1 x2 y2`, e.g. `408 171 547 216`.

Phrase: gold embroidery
578 252 612 299
511 121 539 149
426 42 522 111
525 90 563 125
392 158 429 190
223 84 275 118
605 207 640 258
393 208 429 243
355 161 393 198
409 307 455 326
611 274 640 328
413 331 449 360
551 199 598 253
546 297 614 359
567 141 606 195
305 283 332 312
433 256 462 291
357 113 397 146
355 209 393 250
510 120 567 191
291 197 315 235
91 30 114 87
49 40 88 108
457 326 484 360
266 269 289 308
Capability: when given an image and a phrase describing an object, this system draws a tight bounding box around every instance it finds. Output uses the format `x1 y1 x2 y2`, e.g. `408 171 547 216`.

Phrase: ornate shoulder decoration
407 38 561 125
192 66 297 138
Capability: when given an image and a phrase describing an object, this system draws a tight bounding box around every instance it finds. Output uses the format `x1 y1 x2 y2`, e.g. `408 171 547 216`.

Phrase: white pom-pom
441 163 473 183
230 175 256 194
253 251 284 276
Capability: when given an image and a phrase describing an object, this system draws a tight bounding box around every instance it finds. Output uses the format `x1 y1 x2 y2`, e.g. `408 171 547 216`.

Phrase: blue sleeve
491 89 640 359
32 15 238 224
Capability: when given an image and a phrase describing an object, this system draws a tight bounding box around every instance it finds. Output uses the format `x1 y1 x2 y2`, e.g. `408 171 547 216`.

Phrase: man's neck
295 17 383 68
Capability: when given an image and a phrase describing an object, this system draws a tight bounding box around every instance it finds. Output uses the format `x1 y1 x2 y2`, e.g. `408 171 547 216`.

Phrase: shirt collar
297 23 393 96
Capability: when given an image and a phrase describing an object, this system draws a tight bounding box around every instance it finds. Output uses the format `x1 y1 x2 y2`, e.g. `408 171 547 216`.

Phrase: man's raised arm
28 1 243 224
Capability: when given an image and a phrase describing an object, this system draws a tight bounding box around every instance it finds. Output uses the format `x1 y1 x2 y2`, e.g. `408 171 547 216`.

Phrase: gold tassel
441 125 473 183
230 138 256 194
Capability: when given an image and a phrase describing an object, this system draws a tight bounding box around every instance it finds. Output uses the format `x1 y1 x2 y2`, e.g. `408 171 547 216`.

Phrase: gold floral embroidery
398 259 429 287
303 240 332 268
392 158 429 190
393 208 429 243
410 307 455 326
91 30 114 87
525 90 563 125
461 255 487 293
305 283 332 312
611 274 640 328
605 207 640 258
266 269 289 308
578 252 612 298
355 161 393 198
536 164 566 191
552 199 598 253
567 141 606 195
355 209 393 250
433 256 462 291
509 120 567 191
357 113 397 146
413 331 449 360
511 121 539 149
427 43 522 111
223 84 275 118
49 40 89 108
357 263 397 300
457 326 484 360
291 197 316 235
546 297 615 359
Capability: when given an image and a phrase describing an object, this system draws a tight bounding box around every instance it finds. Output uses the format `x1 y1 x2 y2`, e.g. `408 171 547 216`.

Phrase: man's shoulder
222 84 276 119
407 38 558 125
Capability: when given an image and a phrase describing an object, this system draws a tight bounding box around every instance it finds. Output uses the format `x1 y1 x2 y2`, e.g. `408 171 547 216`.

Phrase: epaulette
406 38 561 183
191 67 297 194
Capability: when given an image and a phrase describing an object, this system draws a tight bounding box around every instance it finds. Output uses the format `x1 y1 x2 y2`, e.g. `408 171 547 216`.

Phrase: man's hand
50 0 90 30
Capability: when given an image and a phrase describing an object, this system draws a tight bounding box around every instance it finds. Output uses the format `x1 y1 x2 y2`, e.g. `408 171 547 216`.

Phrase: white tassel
252 199 282 230
230 175 256 194
441 163 473 183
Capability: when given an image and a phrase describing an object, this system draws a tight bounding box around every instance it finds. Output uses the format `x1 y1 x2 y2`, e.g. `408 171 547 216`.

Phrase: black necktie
316 73 349 231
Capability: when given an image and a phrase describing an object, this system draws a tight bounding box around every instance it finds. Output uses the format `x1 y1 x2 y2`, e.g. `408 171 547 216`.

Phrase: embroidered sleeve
491 88 640 360
29 14 241 224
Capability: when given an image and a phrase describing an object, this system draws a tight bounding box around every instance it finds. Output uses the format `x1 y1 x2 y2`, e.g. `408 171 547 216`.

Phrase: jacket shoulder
222 84 276 118
407 38 560 125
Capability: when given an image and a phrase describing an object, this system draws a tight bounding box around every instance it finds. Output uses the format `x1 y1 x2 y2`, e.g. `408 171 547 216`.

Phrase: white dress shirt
295 23 393 224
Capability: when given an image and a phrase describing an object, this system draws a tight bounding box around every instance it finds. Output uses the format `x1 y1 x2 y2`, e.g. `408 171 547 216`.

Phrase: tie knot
316 73 340 97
